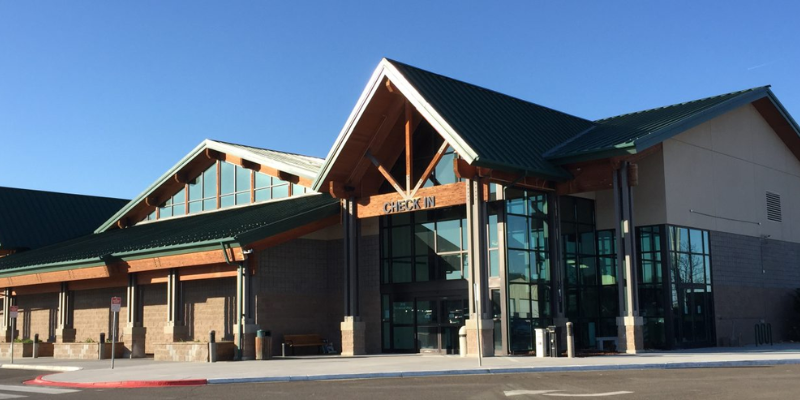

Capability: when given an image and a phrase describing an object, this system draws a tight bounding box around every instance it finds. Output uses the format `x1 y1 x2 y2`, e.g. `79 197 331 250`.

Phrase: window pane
580 257 597 286
489 250 500 277
220 162 234 195
434 152 456 185
600 257 616 285
173 187 186 204
391 226 411 257
272 184 289 199
189 177 202 201
507 250 530 283
392 258 412 283
189 201 202 214
414 223 435 256
508 284 531 319
441 254 462 280
254 188 270 202
203 198 216 211
415 256 430 282
220 195 234 209
507 215 528 249
203 164 217 198
173 203 185 216
255 172 271 188
529 193 548 217
436 219 461 253
159 207 173 218
488 214 498 248
393 301 414 324
393 326 414 350
236 192 250 205
292 183 305 195
534 251 549 282
236 165 250 192
689 229 703 253
530 218 548 251
416 300 437 324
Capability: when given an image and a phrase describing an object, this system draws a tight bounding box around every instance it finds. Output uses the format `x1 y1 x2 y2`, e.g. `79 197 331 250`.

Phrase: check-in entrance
382 293 468 354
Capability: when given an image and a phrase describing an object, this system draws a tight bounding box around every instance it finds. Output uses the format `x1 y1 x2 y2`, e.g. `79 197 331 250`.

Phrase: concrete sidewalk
5 344 800 388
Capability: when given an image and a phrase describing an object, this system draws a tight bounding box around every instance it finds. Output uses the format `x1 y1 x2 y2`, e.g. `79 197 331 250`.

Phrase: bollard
208 330 217 363
99 333 106 360
264 330 272 360
33 334 39 359
458 326 467 357
282 342 287 358
256 330 265 360
566 322 575 358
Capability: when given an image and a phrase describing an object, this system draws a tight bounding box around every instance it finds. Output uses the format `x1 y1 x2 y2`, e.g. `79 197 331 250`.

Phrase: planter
53 342 124 360
34 342 54 358
153 341 237 362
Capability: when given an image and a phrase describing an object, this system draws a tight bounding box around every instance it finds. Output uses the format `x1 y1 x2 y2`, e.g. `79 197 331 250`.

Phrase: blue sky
1 1 798 199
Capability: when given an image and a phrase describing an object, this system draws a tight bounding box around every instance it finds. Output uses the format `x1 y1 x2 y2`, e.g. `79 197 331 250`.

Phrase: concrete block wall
72 287 127 344
255 238 339 356
357 234 381 354
15 293 58 341
710 231 800 345
141 283 167 353
183 278 236 341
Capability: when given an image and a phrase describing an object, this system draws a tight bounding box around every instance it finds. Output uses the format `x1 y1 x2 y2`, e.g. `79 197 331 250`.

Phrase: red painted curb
25 374 208 389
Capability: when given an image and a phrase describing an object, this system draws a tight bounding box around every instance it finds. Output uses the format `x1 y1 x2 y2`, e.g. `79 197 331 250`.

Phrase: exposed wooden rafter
410 142 449 198
365 150 407 198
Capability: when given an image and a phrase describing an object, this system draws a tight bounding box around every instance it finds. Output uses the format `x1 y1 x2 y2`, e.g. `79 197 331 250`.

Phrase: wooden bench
282 334 328 356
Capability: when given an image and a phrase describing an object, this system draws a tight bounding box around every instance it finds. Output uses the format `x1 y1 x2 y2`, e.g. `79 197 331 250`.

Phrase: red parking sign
111 297 122 313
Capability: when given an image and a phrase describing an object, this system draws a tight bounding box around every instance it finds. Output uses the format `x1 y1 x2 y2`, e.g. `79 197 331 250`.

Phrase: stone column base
163 325 188 342
55 328 76 343
465 318 494 357
234 324 259 360
616 316 644 354
124 326 147 358
340 316 366 356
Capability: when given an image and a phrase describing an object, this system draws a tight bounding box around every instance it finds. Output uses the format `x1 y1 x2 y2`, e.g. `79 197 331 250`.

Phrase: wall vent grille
766 191 782 222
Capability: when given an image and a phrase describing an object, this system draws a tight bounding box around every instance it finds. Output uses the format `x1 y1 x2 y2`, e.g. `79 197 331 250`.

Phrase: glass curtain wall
668 226 714 348
506 188 551 353
637 226 667 348
560 196 618 350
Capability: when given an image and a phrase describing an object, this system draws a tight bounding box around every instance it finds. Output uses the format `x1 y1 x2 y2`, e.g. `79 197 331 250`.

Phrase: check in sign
111 297 122 313
8 305 18 319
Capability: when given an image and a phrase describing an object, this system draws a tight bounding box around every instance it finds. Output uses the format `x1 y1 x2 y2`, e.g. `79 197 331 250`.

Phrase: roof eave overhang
312 58 480 192
0 238 240 279
546 146 637 166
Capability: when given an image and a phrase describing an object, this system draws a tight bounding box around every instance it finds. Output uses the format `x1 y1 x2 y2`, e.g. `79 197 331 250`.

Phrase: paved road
1 365 799 399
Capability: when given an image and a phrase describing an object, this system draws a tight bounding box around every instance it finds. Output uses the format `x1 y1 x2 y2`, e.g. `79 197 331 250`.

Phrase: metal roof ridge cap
542 125 599 158
95 140 211 233
382 59 479 164
312 61 390 191
208 141 321 180
634 88 770 151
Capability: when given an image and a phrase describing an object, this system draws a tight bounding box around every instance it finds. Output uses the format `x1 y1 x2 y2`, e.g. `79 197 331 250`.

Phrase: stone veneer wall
72 287 127 344
710 231 800 345
141 283 167 353
182 278 236 341
16 293 58 341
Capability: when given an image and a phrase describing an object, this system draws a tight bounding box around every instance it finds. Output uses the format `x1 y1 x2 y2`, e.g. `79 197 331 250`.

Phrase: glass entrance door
416 297 467 354
673 283 714 347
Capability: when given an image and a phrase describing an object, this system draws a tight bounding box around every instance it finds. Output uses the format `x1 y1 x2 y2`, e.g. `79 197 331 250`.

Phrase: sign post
110 297 121 369
9 306 17 364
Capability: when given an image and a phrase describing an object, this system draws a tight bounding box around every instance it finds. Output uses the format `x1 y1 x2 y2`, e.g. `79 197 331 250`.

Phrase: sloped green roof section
0 194 338 273
0 187 128 251
387 59 595 179
545 86 772 163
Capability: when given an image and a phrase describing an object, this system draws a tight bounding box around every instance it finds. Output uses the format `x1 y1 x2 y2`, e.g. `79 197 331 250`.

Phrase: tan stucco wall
595 148 668 231
662 104 800 242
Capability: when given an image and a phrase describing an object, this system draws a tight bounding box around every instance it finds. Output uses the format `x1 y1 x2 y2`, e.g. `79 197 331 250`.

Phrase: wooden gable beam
365 150 406 197
405 100 414 193
410 141 449 197
454 159 554 192
347 97 407 187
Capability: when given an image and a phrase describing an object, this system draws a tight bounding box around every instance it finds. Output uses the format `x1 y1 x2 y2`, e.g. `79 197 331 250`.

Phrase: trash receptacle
263 330 272 360
534 328 547 357
458 326 467 357
546 326 560 357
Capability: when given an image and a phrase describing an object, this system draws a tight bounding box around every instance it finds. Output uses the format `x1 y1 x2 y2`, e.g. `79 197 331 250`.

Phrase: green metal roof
544 86 773 163
0 187 128 251
97 139 324 233
385 59 596 179
0 194 339 274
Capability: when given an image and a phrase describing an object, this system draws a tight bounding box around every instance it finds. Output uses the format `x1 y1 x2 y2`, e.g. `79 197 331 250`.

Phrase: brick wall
710 231 800 345
254 238 339 355
72 287 127 344
141 283 167 352
183 278 236 341
16 293 58 341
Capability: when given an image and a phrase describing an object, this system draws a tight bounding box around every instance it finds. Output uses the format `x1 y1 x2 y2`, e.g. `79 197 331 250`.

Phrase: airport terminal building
1 59 799 359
